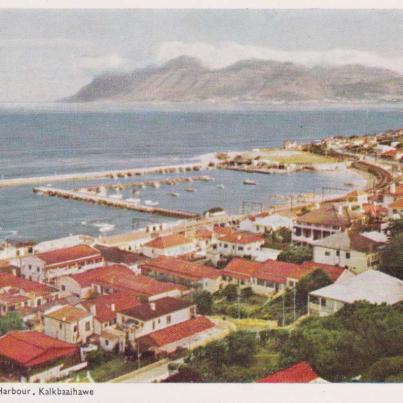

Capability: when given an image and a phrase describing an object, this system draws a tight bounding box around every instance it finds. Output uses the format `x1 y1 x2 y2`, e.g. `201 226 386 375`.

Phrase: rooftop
296 204 351 227
137 316 214 349
98 230 150 246
142 256 221 281
257 361 320 383
144 234 193 249
93 244 146 265
120 297 193 321
0 331 77 368
45 305 92 323
0 272 56 295
219 231 264 245
35 244 101 267
310 270 403 305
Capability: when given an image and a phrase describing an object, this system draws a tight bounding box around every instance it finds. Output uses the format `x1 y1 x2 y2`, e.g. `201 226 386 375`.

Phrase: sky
0 9 403 102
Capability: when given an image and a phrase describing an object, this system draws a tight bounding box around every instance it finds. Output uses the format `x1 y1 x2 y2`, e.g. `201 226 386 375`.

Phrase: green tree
193 291 213 315
362 356 403 382
381 233 403 279
295 269 332 310
388 219 403 238
222 284 238 302
278 244 313 264
0 312 24 335
226 331 258 366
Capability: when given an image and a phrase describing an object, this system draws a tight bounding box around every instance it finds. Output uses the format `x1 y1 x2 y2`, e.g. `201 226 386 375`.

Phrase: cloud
76 54 129 72
156 41 403 73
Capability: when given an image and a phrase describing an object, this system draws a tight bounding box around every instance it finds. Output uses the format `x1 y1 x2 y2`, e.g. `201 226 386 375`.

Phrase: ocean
0 104 402 241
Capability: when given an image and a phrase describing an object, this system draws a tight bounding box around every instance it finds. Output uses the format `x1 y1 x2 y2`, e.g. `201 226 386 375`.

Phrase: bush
193 291 213 315
87 349 115 368
278 244 313 264
0 312 25 336
362 356 403 382
222 284 238 302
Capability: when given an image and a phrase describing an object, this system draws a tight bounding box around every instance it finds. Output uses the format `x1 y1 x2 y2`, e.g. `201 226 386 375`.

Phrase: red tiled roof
257 361 319 383
0 331 78 368
213 225 234 237
221 258 263 280
0 273 55 295
137 316 214 348
71 264 186 297
300 262 347 282
296 204 351 227
36 245 102 268
389 199 403 209
120 297 193 321
142 256 221 281
81 292 140 323
195 229 213 240
145 234 193 249
219 231 264 245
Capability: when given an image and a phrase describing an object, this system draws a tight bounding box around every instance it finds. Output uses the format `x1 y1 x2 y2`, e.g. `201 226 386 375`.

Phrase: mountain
63 56 403 104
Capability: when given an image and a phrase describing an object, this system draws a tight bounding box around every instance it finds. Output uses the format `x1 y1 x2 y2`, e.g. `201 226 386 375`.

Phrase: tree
278 244 313 264
295 269 332 311
362 356 403 382
387 219 403 238
193 291 213 315
0 312 24 335
381 233 403 279
226 331 258 366
222 284 238 302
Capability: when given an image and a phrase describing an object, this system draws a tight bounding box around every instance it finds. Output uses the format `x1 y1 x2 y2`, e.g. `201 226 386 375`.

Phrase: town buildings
142 234 196 258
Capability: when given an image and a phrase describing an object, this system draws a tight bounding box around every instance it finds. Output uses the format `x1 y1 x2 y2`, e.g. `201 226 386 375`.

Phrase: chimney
150 302 156 311
111 303 115 312
89 304 96 316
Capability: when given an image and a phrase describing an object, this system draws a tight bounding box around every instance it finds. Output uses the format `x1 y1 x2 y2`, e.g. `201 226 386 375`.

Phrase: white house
308 270 403 317
19 245 104 283
142 234 196 258
312 231 384 273
240 214 293 234
97 230 151 252
216 231 265 258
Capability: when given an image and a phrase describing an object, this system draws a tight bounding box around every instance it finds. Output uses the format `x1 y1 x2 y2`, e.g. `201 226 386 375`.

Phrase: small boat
344 182 354 187
184 187 196 192
243 179 257 185
216 184 225 189
98 224 115 233
151 182 160 189
126 198 141 205
81 221 87 226
168 192 180 197
144 200 159 206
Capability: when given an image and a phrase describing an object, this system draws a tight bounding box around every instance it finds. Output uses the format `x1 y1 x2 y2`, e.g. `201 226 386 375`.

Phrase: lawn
256 149 337 165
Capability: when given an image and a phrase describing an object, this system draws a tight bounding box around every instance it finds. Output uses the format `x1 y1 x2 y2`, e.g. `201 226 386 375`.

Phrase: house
141 256 221 293
97 230 151 252
142 234 196 258
0 239 35 261
117 297 196 343
0 331 85 382
257 361 327 383
79 292 140 335
222 258 350 296
0 273 59 317
240 213 293 234
33 235 94 254
308 270 403 316
292 204 351 245
216 231 265 258
93 244 146 272
388 199 403 219
312 231 384 273
44 305 93 344
136 316 216 354
20 245 104 283
99 327 127 353
57 264 186 300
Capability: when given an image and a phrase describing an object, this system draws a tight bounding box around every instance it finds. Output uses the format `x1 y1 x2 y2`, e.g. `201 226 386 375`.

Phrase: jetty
33 187 199 219
0 162 214 189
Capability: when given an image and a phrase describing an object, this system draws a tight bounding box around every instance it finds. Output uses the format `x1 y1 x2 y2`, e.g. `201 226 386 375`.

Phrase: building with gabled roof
56 264 186 300
141 256 221 293
312 230 384 273
142 234 196 258
136 316 216 354
44 304 93 344
0 331 84 382
217 231 265 258
20 244 104 283
308 270 403 316
117 297 196 343
257 361 327 383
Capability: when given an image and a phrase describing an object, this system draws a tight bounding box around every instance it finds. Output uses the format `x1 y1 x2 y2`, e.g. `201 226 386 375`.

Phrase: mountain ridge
63 56 403 104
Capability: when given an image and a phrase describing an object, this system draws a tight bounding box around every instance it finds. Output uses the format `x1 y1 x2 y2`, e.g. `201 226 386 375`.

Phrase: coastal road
110 359 171 383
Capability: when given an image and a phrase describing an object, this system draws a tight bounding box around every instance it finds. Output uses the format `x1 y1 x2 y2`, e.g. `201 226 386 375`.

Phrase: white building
308 270 403 317
33 235 94 254
142 234 196 258
312 231 384 273
216 231 265 258
240 214 293 234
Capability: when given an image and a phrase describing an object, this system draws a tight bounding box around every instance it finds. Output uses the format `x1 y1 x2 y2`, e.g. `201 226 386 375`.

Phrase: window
336 250 340 257
346 252 351 259
325 251 330 256
238 246 244 251
59 323 62 330
166 315 171 325
73 325 78 332
61 285 66 291
85 321 91 331
37 267 40 272
105 340 109 346
152 321 155 330
29 265 32 270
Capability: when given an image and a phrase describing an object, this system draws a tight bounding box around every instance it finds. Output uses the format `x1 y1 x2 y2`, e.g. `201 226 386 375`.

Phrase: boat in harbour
144 200 159 206
168 192 180 197
243 179 257 185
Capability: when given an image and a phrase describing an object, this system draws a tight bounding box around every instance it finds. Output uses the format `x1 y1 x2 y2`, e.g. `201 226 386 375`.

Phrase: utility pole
282 292 285 327
293 286 297 322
